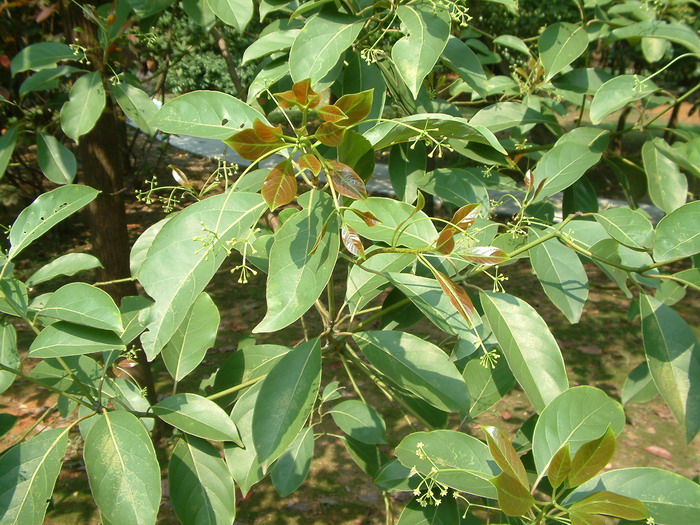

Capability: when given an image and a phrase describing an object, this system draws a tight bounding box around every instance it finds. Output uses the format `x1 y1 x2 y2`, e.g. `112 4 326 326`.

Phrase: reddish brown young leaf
315 122 346 146
341 226 365 258
524 169 534 192
335 89 373 125
459 246 509 266
252 119 283 142
274 89 297 109
225 128 285 161
432 269 475 326
347 208 380 227
292 78 320 108
317 104 349 123
450 203 481 231
436 227 456 254
261 160 297 210
534 177 547 199
299 153 322 176
327 161 368 200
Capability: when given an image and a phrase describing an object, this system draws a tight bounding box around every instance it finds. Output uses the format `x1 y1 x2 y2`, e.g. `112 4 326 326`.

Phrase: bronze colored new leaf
299 153 322 176
341 226 365 258
432 269 475 326
459 246 509 266
492 472 535 516
335 89 373 125
568 426 616 486
451 203 481 230
436 227 456 254
274 78 320 109
318 104 348 123
226 125 286 161
327 161 367 200
347 208 380 227
548 443 572 489
262 160 297 210
315 122 346 146
252 119 283 142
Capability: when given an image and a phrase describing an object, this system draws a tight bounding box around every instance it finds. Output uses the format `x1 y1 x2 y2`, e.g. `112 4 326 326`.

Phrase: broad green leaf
494 34 531 56
10 42 76 76
0 278 27 317
207 0 253 32
654 137 700 179
392 0 450 98
0 413 18 438
29 322 125 358
621 361 659 405
639 294 700 442
289 12 363 84
416 168 489 210
242 29 300 64
271 426 314 497
252 338 321 465
552 68 613 95
111 83 158 136
531 127 609 201
40 282 122 332
653 201 700 262
612 20 700 55
492 471 535 516
330 400 386 445
548 444 571 489
569 491 647 521
28 355 107 397
138 192 265 359
0 126 19 181
374 460 420 492
594 207 654 250
247 56 289 106
169 435 236 525
346 252 414 313
126 0 174 17
565 467 700 525
36 133 75 185
18 66 83 97
532 386 625 475
389 142 426 203
153 393 241 443
395 430 498 498
353 331 469 412
464 356 516 417
469 102 555 133
110 378 153 433
119 296 153 346
0 319 19 394
254 191 339 332
150 91 268 139
483 426 528 487
0 427 69 525
84 411 161 525
162 292 219 381
568 426 616 486
182 0 216 26
442 36 489 99
341 435 383 477
642 140 687 214
529 229 589 323
26 253 102 287
480 291 568 412
590 75 657 124
60 72 106 142
8 185 99 260
397 497 464 524
344 197 438 249
129 216 171 279
539 23 588 81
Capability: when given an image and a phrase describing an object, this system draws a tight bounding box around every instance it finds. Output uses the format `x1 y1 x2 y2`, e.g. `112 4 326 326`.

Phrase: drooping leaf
10 42 76 76
482 426 528 488
0 427 69 525
40 282 122 332
18 66 83 98
271 427 314 497
493 471 535 516
459 246 509 266
328 160 367 200
538 22 589 81
153 393 242 443
441 36 489 98
642 140 687 214
568 426 616 486
389 142 425 204
569 491 648 521
60 72 106 142
653 201 700 262
0 126 19 181
480 291 569 412
0 319 19 395
330 400 387 444
589 75 657 124
341 226 365 258
431 269 476 327
261 160 297 210
84 410 161 525
36 133 76 185
111 83 159 136
353 331 469 413
252 338 321 466
254 191 339 333
29 322 125 358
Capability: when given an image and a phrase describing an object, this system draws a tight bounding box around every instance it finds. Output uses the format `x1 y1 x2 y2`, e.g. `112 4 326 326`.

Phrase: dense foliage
1 0 700 524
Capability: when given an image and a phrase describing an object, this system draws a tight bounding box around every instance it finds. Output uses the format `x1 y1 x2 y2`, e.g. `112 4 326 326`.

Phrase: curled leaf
328 161 367 200
431 269 475 326
436 228 456 255
450 204 481 231
262 160 297 210
347 208 380 227
342 226 365 258
169 165 192 189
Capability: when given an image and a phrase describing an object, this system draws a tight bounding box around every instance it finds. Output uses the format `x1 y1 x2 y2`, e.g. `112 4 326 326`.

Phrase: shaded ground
1 134 699 524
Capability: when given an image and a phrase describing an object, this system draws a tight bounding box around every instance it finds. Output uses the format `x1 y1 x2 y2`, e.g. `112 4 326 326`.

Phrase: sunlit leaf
341 226 365 258
261 160 297 210
327 160 367 200
493 471 535 516
568 426 616 486
548 443 572 489
569 491 648 521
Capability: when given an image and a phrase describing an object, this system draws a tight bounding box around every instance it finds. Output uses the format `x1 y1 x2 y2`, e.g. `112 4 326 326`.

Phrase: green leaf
621 361 659 405
374 460 420 492
29 322 125 358
254 190 339 333
482 426 528 488
252 338 321 465
480 291 569 412
539 22 588 81
391 0 450 98
346 252 414 313
492 471 535 516
289 12 363 84
162 292 219 381
341 435 384 477
150 90 268 139
442 36 489 98
589 75 657 125
119 296 153 346
639 293 700 443
532 386 625 475
0 427 69 525
182 0 216 26
271 426 314 497
168 435 236 525
11 42 76 76
344 197 438 249
653 201 700 262
0 126 19 181
417 168 489 210
353 331 469 413
35 133 75 185
568 426 616 486
153 393 241 443
594 207 654 250
548 444 572 489
0 413 18 438
26 253 102 287
469 102 556 133
494 34 532 56
138 192 265 359
111 83 158 136
565 467 700 525
389 143 426 203
552 68 613 95
529 229 589 323
0 319 19 395
612 20 700 55
0 278 27 317
242 29 300 64
642 140 687 214
395 430 498 498
40 282 122 332
207 0 253 32
126 0 174 17
84 411 161 525
59 72 106 142
330 400 387 445
8 184 99 260
464 356 516 418
28 355 107 397
531 127 609 201
569 491 648 521
18 66 82 97
397 497 464 524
